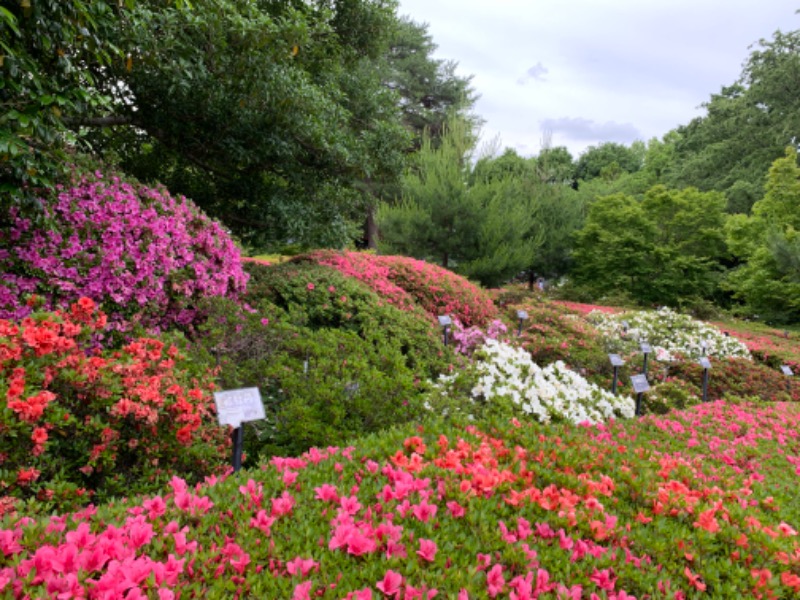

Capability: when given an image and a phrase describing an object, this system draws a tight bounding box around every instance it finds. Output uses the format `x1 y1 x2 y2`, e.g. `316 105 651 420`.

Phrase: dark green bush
193 297 432 458
668 358 800 402
242 261 453 378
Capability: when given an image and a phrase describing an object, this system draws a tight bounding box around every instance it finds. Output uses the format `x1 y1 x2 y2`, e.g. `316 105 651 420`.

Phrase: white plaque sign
699 357 712 370
214 387 265 427
630 374 650 394
781 365 794 377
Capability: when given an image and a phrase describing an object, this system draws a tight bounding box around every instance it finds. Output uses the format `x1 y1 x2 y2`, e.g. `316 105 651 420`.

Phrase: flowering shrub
431 339 635 424
450 318 508 356
3 401 800 597
0 299 229 513
507 301 613 384
302 250 498 327
0 172 248 332
714 320 800 373
588 307 751 362
242 260 452 377
553 300 624 315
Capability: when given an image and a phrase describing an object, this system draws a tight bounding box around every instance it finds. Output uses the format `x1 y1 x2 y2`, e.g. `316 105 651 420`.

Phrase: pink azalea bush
302 251 497 327
3 401 800 597
0 172 248 333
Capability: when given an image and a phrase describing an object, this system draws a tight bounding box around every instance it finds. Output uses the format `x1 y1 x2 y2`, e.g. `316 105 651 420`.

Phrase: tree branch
63 115 133 127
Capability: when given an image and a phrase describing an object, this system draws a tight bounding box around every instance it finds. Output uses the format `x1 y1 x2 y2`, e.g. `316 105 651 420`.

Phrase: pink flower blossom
376 570 404 597
416 538 437 562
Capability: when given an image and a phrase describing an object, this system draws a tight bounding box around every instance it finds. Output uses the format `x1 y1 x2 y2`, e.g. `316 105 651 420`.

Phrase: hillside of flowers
3 401 800 598
4 170 800 598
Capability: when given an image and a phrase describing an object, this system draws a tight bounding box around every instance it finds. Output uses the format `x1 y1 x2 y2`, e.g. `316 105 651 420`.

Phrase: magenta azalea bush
2 401 800 597
0 173 248 332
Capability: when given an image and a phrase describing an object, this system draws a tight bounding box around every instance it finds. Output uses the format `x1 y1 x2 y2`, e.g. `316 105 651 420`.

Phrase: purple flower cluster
0 172 248 331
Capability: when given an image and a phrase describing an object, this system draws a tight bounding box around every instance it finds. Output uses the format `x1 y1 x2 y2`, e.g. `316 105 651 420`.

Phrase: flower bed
431 339 635 424
301 251 497 327
588 307 751 362
2 401 800 597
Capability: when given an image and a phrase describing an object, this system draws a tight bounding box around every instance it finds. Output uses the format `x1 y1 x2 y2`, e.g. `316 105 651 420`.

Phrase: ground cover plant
3 401 800 598
0 173 248 334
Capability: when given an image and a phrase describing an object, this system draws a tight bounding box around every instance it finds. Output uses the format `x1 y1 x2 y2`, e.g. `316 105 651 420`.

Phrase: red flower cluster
0 299 229 513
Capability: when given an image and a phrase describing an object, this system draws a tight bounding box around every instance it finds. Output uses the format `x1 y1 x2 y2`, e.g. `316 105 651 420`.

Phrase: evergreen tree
377 119 540 287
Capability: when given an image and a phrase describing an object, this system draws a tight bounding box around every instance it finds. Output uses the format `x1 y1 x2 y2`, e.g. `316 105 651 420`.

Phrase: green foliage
571 185 728 306
575 142 643 182
724 148 800 323
667 30 800 213
382 16 476 145
0 0 128 196
43 0 409 249
192 297 429 458
242 260 452 378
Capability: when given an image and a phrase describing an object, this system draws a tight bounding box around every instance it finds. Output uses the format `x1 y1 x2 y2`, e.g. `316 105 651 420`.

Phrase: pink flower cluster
306 251 497 326
0 173 248 331
3 401 800 597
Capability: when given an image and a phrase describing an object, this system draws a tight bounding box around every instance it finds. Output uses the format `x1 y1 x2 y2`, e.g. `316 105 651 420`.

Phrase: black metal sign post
516 310 529 337
631 374 650 416
640 342 652 377
699 357 712 403
609 353 624 395
438 315 452 346
231 426 244 472
781 365 793 395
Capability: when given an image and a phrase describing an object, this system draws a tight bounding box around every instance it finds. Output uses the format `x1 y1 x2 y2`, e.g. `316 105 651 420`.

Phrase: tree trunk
365 204 379 250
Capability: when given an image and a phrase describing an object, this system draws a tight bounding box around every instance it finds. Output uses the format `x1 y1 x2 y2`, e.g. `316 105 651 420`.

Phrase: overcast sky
396 0 798 159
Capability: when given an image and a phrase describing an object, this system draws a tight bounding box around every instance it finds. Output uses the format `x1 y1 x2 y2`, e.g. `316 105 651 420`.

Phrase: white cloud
540 117 641 144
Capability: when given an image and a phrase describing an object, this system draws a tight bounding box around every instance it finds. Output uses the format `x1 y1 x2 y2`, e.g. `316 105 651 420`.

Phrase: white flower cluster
437 339 635 424
587 307 751 361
